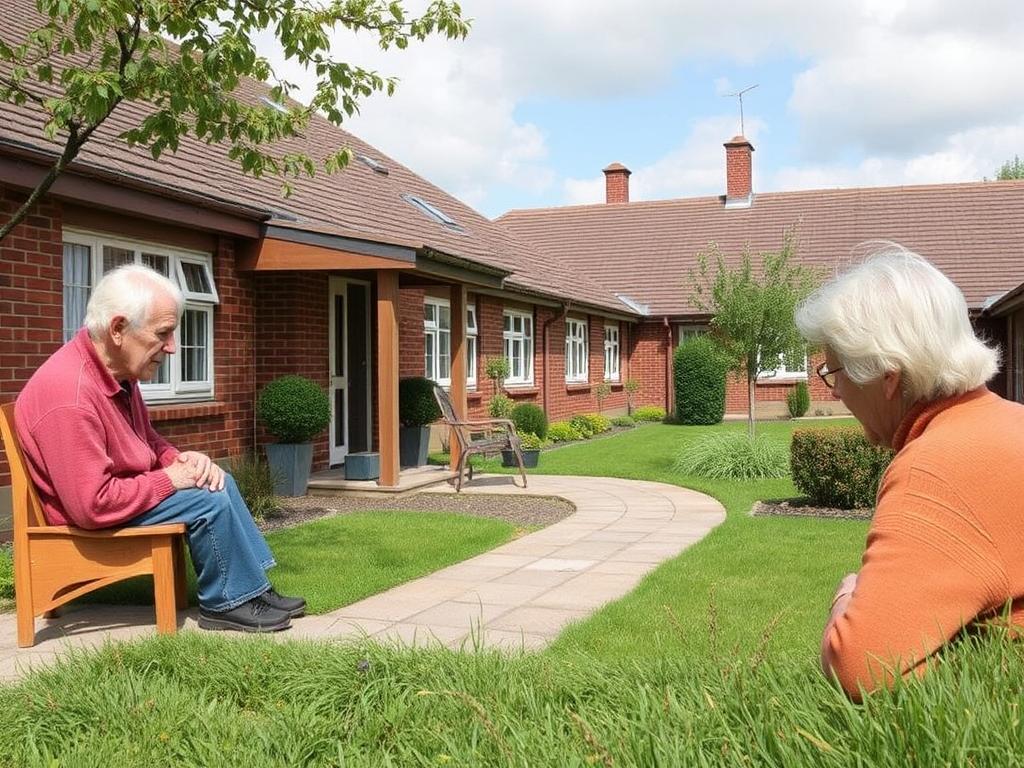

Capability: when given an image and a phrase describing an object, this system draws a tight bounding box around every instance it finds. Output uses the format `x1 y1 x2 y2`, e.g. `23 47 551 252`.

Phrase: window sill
504 386 539 398
149 401 229 422
756 376 808 387
467 391 483 402
606 381 623 390
565 383 591 393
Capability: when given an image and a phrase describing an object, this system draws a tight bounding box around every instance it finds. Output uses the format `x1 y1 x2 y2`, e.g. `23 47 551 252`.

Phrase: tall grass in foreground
673 431 790 480
1 629 1022 767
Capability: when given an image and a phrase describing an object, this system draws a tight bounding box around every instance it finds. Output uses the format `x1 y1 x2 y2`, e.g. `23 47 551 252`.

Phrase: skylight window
357 154 389 175
401 194 464 232
260 96 289 114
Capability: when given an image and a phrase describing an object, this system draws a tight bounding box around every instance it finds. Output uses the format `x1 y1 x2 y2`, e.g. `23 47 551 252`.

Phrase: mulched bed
751 499 874 521
261 492 576 533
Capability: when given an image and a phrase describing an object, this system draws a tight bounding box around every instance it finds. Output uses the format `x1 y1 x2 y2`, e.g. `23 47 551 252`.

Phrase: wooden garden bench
432 384 527 492
0 402 187 648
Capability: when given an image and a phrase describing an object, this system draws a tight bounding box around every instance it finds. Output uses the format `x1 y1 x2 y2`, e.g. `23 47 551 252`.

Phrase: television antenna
723 83 759 136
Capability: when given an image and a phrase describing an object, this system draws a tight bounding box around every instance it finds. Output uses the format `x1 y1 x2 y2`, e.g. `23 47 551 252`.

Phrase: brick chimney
603 162 631 204
724 135 754 208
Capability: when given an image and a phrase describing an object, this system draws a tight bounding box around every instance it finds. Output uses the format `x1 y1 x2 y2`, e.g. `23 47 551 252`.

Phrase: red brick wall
254 272 330 470
723 351 841 417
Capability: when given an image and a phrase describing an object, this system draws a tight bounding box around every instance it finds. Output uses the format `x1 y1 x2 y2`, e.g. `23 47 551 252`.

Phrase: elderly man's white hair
795 243 999 403
84 264 184 338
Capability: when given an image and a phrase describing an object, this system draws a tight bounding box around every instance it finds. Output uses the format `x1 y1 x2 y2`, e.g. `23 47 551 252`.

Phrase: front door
329 278 372 465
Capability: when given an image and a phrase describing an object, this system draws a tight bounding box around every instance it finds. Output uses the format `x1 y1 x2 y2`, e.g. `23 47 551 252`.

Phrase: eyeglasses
816 362 844 389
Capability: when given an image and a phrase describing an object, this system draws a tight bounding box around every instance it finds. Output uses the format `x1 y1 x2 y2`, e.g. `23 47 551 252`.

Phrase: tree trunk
747 371 757 440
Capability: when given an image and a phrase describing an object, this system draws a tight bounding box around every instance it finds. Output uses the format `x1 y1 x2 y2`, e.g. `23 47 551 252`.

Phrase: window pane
424 303 435 324
141 253 169 276
181 261 212 294
439 329 451 381
439 305 450 330
467 306 477 333
524 339 533 379
102 245 134 273
425 330 436 379
334 389 346 449
180 308 209 382
62 243 91 342
467 337 477 382
504 314 511 333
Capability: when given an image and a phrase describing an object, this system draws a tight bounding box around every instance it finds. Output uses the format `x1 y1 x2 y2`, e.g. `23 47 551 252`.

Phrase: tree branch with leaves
0 0 470 241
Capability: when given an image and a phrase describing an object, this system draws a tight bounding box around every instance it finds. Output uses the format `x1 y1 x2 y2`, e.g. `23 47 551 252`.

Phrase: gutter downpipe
664 316 674 416
543 302 572 415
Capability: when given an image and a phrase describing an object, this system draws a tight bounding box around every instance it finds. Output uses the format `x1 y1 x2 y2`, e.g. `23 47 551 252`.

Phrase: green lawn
0 512 516 616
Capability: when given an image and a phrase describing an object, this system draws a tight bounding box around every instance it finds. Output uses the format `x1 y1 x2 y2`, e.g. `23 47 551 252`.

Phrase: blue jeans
129 475 275 612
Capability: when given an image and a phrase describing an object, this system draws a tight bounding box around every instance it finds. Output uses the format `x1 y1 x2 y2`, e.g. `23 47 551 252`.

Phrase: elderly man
15 264 305 633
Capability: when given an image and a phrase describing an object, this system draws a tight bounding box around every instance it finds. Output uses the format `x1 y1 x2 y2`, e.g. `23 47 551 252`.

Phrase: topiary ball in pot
399 377 441 467
511 403 548 440
257 375 332 443
256 375 331 497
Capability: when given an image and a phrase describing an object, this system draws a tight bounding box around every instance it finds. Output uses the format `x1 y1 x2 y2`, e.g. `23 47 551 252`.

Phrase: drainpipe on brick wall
663 316 674 416
542 302 571 416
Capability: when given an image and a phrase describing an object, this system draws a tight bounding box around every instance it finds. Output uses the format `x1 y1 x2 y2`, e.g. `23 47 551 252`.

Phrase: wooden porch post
449 285 467 470
377 271 400 486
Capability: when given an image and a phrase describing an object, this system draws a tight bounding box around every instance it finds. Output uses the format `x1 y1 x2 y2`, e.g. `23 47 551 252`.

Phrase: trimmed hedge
786 381 810 418
674 336 728 425
398 377 441 427
511 403 548 440
791 427 894 509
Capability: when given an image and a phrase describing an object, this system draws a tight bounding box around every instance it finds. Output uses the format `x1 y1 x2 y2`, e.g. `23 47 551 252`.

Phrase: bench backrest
0 402 48 530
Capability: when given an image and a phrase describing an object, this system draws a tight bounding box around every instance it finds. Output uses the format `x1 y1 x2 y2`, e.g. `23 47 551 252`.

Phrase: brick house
4 2 1024 538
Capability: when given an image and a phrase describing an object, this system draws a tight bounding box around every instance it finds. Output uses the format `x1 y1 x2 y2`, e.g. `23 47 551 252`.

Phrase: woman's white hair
84 264 183 337
795 242 999 403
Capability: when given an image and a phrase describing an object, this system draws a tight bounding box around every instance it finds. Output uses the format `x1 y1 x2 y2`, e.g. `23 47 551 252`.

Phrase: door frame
328 276 373 465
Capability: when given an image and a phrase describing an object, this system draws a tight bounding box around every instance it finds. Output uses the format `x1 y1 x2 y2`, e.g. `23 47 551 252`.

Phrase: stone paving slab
0 474 725 681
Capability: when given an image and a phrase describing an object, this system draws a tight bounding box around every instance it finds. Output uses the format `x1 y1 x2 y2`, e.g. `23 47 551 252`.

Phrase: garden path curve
0 475 725 680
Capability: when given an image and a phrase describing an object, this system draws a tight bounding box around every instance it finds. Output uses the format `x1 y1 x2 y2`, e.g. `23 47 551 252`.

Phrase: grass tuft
673 431 790 480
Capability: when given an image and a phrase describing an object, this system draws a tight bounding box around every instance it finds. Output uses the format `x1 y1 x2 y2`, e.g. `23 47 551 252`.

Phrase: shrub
548 421 581 442
484 356 511 385
569 414 595 439
257 375 332 443
398 376 441 427
228 453 282 522
791 427 894 509
611 415 635 427
511 403 548 440
786 381 811 418
624 378 641 414
518 432 543 450
674 336 728 425
0 543 13 603
633 405 667 422
579 413 611 434
489 393 514 420
594 382 612 412
674 432 789 480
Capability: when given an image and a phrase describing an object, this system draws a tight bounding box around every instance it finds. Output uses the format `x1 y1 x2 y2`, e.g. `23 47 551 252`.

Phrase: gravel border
261 492 576 533
751 499 873 521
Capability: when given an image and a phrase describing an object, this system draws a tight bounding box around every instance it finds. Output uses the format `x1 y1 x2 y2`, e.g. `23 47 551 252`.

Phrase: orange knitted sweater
823 387 1024 697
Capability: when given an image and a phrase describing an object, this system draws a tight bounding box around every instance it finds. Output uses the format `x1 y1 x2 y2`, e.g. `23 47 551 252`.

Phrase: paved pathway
0 475 725 681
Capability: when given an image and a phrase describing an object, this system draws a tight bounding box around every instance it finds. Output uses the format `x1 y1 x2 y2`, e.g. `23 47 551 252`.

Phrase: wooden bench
0 402 187 648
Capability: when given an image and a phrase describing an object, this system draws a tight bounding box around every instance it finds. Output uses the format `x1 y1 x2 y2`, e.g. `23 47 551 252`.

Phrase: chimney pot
603 162 631 204
724 136 754 208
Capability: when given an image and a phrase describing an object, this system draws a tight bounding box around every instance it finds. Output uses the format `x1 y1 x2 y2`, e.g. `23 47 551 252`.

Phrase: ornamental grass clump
791 427 893 509
786 381 811 418
674 431 789 480
227 453 282 522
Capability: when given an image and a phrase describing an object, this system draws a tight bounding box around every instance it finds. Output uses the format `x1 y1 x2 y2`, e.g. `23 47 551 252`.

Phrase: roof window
401 194 464 232
357 154 389 175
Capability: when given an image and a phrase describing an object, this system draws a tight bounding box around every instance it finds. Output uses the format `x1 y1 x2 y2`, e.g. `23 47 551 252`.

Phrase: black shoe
260 587 306 618
197 596 292 633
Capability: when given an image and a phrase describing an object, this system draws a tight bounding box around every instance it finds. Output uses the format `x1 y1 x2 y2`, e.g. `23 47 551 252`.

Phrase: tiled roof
0 0 633 316
498 182 1024 314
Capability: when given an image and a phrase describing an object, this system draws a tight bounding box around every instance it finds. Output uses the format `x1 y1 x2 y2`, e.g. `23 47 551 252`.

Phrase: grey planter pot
502 449 539 469
399 426 430 468
265 442 314 497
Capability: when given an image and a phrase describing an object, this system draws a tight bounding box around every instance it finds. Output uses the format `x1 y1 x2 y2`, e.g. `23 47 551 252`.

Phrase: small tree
0 0 469 241
623 378 640 415
692 233 819 438
995 155 1024 180
594 381 612 413
485 356 510 392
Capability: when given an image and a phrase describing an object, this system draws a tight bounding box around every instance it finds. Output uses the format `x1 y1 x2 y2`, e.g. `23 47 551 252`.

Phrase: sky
258 0 1024 219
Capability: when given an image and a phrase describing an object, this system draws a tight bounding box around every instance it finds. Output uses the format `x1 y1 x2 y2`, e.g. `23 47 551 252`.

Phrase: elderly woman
795 244 1024 699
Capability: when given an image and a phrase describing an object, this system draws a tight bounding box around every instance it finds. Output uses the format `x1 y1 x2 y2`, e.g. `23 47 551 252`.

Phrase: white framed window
467 304 478 388
61 230 218 403
757 348 808 380
676 324 709 346
424 297 451 385
565 317 589 383
503 309 534 385
604 323 620 381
